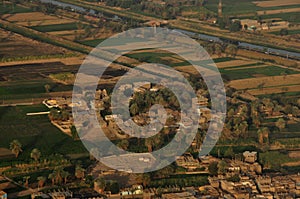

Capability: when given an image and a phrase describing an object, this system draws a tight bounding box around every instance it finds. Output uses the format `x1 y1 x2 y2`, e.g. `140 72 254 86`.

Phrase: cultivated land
0 1 300 198
0 28 69 60
253 0 300 8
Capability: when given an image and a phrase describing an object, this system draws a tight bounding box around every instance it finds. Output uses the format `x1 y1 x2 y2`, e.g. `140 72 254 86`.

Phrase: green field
31 23 82 32
0 105 87 162
79 38 105 47
220 65 299 80
270 29 300 35
261 12 300 23
204 0 300 16
0 3 32 14
0 80 72 100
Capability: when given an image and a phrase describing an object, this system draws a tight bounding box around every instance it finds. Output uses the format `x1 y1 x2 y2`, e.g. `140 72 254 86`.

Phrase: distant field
229 73 300 90
0 28 68 60
260 12 300 23
220 65 298 80
0 3 32 14
0 62 78 101
253 0 300 8
2 12 57 22
204 0 259 15
31 23 81 32
79 38 106 47
248 84 300 95
270 29 300 35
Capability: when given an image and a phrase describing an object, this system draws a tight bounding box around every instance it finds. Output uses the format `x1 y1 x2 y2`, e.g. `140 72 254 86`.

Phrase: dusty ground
212 59 258 69
16 19 74 26
253 0 300 7
229 73 300 90
248 84 300 95
2 12 58 22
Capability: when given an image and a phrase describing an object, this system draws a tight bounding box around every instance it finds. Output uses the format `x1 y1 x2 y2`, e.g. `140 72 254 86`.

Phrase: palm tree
214 43 223 57
94 177 106 193
10 140 22 158
117 139 129 150
23 176 30 187
276 118 286 132
75 165 85 179
48 173 55 186
225 44 238 57
37 176 46 189
31 148 41 162
61 171 70 184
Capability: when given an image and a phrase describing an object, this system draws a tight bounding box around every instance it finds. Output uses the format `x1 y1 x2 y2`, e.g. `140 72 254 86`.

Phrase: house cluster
31 188 104 199
198 151 300 199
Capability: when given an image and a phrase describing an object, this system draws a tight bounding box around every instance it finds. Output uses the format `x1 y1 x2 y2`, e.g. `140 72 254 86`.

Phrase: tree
10 140 22 158
48 173 55 186
44 84 51 93
135 173 151 187
279 28 288 36
71 125 79 140
75 165 85 179
208 161 218 176
225 44 238 57
31 148 41 162
61 171 70 184
218 160 227 175
275 118 286 131
37 176 46 189
23 176 30 187
229 21 242 32
117 139 129 150
130 102 139 116
257 127 269 144
224 147 234 159
214 43 223 57
94 177 106 193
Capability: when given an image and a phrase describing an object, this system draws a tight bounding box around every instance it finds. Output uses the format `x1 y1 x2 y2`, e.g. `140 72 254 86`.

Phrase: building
243 151 257 163
0 191 7 199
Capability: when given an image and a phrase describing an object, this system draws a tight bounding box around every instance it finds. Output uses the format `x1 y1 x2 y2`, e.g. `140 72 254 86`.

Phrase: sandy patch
17 19 74 26
2 12 58 22
253 0 300 7
229 74 300 90
212 60 258 69
248 84 300 95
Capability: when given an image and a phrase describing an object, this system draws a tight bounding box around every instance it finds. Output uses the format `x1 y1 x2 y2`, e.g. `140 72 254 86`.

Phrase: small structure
218 0 223 17
243 151 257 164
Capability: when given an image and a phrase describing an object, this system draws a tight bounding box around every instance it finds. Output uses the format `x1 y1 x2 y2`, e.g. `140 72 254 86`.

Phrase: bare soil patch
2 12 58 22
17 19 74 26
253 0 300 7
212 59 258 69
248 84 300 95
229 74 300 90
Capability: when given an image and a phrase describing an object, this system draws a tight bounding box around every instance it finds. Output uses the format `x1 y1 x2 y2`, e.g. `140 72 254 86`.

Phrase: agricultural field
0 62 79 101
0 105 87 162
0 3 32 15
0 28 69 61
270 29 300 35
